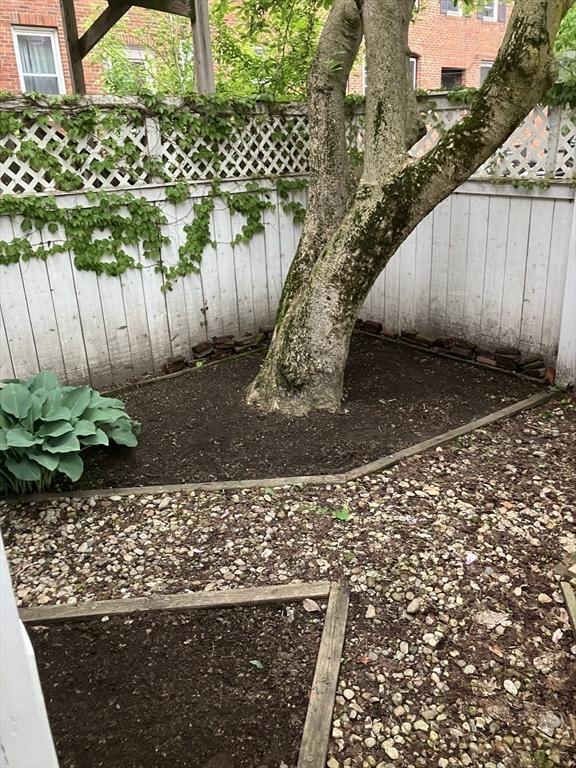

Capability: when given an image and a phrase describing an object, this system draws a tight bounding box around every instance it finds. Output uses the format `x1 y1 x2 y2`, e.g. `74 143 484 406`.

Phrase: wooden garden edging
21 581 350 768
7 388 554 505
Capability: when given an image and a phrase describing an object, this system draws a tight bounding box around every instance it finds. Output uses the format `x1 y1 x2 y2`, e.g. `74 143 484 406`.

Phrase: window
480 1 498 20
12 27 65 95
480 61 493 84
409 57 418 88
440 0 462 16
125 45 150 70
441 67 464 90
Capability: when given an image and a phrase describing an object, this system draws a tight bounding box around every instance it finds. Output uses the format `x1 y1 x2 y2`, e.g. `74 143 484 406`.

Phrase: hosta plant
0 372 140 495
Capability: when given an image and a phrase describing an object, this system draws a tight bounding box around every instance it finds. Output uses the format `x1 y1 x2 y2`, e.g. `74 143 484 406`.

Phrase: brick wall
1 0 509 96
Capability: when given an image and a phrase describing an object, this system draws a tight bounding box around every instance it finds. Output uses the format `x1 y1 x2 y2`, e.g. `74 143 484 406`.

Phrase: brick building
0 0 509 96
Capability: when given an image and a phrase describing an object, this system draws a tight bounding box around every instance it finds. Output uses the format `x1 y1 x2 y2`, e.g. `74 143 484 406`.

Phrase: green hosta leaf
27 371 60 393
5 457 41 482
42 389 63 414
30 391 47 423
0 412 12 429
80 428 109 448
83 407 126 424
43 406 72 422
62 387 92 418
57 453 84 482
0 383 32 419
29 450 60 472
73 419 97 437
6 427 38 448
109 427 138 447
0 429 8 450
89 391 125 410
37 420 74 438
44 433 81 454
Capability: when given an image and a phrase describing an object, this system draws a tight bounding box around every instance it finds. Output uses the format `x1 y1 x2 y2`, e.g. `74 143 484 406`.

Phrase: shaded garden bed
78 335 539 488
29 605 323 768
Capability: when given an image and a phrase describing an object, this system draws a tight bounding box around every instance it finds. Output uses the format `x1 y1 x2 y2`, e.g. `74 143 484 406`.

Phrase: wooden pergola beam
59 0 87 93
109 0 191 18
78 4 132 59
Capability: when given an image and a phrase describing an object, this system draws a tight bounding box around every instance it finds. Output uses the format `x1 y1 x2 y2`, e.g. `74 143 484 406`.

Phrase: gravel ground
2 396 576 768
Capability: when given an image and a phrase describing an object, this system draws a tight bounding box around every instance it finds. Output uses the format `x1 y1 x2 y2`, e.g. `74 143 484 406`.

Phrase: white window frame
481 0 498 21
446 1 463 16
12 26 66 95
479 61 494 84
409 56 418 88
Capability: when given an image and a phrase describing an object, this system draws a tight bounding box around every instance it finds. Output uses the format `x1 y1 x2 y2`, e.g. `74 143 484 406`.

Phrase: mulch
29 605 324 768
78 335 538 489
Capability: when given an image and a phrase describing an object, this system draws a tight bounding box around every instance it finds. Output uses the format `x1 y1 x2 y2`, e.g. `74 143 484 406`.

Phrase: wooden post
60 0 86 93
191 0 215 95
556 195 576 387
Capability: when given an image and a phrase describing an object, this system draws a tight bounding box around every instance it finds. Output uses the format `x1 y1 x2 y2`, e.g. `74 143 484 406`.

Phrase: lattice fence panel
0 99 573 196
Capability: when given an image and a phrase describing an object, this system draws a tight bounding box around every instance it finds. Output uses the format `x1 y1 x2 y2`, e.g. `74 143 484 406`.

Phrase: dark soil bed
80 335 539 488
29 604 323 768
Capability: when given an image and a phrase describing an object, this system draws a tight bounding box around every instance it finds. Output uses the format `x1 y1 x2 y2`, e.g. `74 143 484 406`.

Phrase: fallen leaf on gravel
475 610 509 629
488 643 504 658
303 599 321 613
249 659 264 670
355 654 371 665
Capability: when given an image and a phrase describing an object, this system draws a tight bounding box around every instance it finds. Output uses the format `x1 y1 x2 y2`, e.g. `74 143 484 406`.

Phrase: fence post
0 535 59 767
556 194 576 386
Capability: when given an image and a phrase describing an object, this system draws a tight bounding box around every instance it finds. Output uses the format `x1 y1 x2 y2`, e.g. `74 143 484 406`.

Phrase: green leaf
44 433 81 454
57 453 84 482
30 391 47 423
6 427 38 448
43 406 72 422
29 449 59 471
42 389 64 414
27 371 60 392
249 659 264 670
37 420 74 438
0 383 32 419
0 428 8 450
73 419 97 437
62 386 92 418
332 505 351 521
83 407 126 424
108 427 138 447
80 428 109 447
5 457 41 482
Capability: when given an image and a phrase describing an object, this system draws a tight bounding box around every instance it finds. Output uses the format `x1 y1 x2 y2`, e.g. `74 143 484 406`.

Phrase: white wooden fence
1 178 574 387
0 98 575 386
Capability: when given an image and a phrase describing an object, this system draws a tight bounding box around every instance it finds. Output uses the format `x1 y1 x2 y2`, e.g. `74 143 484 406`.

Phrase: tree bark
247 0 574 416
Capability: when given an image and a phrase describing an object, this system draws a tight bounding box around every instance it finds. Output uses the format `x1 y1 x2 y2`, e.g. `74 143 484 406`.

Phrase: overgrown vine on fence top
0 178 309 292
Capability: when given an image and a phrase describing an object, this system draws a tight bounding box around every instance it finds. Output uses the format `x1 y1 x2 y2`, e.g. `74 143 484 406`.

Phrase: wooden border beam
59 0 86 93
78 4 132 59
191 0 215 94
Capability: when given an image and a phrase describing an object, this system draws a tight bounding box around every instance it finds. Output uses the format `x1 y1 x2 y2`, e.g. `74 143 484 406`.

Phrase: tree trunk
247 0 574 416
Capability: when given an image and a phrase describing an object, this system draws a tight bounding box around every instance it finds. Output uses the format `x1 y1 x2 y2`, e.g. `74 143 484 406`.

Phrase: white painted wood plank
160 196 194 360
119 246 153 377
212 200 240 336
463 194 490 341
0 310 15 380
541 198 573 359
498 196 531 347
428 197 452 334
445 194 470 336
520 198 555 350
138 243 171 372
97 273 133 384
70 266 113 387
557 198 576 385
262 191 283 325
45 249 90 384
230 215 256 336
369 269 386 329
7 214 66 380
398 228 417 332
278 193 298 285
249 227 269 332
480 196 510 346
0 213 38 380
384 250 400 332
195 200 222 340
413 211 434 332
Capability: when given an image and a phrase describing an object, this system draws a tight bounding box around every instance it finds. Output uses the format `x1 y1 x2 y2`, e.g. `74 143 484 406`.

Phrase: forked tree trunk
247 0 573 416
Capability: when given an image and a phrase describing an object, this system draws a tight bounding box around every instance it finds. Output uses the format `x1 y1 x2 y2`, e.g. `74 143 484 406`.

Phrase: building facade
0 1 510 97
